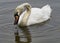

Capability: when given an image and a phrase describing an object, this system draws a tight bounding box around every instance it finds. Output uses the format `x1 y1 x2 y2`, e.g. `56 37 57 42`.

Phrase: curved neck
19 3 31 26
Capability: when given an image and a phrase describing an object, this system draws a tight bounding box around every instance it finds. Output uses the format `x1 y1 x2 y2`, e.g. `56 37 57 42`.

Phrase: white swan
14 3 52 27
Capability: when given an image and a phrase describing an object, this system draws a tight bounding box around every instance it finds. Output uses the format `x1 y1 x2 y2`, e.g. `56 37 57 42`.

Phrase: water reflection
14 26 31 43
14 19 50 43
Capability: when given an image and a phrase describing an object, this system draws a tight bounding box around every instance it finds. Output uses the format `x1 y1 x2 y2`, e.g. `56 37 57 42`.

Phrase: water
0 0 60 43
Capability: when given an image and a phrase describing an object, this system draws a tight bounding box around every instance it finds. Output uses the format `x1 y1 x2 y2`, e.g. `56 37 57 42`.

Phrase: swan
14 3 52 27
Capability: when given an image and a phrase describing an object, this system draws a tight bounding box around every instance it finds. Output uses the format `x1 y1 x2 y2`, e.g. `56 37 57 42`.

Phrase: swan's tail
41 4 52 16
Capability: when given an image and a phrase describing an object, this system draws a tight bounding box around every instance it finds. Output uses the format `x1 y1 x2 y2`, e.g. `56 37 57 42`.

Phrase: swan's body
14 3 52 27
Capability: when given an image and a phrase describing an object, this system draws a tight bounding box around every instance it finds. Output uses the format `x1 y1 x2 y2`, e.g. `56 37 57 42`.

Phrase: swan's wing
27 8 45 25
27 5 52 26
41 4 52 16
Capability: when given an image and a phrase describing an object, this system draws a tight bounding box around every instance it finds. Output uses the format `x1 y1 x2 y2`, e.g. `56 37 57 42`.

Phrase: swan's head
14 8 23 25
14 12 19 25
14 3 31 25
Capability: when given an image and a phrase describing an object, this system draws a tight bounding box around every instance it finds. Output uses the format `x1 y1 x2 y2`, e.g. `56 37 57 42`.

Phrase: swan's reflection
14 26 31 43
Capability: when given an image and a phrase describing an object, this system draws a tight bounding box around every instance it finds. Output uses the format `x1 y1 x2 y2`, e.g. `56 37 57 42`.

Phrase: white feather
17 3 52 26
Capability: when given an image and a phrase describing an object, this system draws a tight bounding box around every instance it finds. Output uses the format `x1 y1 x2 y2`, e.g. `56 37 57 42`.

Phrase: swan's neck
19 3 31 26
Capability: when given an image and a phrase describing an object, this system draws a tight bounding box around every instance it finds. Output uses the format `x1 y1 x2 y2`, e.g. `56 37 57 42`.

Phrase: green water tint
14 26 31 43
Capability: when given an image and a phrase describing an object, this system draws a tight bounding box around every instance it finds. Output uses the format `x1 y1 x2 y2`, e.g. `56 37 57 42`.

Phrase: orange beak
14 16 19 25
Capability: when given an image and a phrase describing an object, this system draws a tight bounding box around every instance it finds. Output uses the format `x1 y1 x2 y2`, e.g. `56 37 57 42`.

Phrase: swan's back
27 5 52 26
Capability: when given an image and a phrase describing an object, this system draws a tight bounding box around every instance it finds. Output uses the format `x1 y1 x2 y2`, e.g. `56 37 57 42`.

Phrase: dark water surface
0 0 60 43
